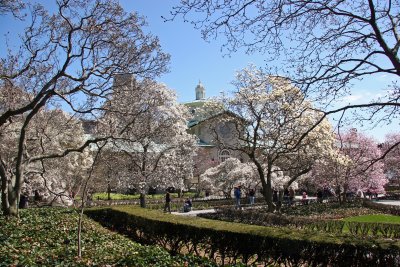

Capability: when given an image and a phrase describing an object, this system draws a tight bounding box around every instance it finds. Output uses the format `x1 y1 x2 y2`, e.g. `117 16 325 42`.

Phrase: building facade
184 81 246 186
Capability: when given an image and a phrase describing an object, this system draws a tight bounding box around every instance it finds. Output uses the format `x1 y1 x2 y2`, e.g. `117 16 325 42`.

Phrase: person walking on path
234 185 242 209
164 191 171 213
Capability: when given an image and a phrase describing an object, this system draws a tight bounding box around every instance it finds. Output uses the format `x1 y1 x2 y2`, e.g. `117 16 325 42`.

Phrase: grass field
343 214 400 224
92 192 199 200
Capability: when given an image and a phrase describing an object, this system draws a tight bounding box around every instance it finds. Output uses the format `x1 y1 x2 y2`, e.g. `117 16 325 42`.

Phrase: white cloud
341 94 363 103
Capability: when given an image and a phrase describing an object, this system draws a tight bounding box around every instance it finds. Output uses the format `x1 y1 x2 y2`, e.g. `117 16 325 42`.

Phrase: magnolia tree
208 65 335 212
382 133 400 188
0 107 92 213
0 0 169 216
311 129 387 202
171 0 400 137
200 158 296 200
24 110 93 205
199 158 260 198
98 77 197 204
0 0 24 17
269 166 298 192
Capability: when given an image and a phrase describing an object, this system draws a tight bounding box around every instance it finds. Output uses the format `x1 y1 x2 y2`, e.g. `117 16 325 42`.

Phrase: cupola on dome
195 80 205 100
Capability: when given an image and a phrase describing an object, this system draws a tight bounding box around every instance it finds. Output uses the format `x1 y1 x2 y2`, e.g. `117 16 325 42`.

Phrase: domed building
184 81 246 187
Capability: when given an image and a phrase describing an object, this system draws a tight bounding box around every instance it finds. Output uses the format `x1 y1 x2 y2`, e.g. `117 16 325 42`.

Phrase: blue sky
1 0 398 142
126 1 269 103
124 1 400 142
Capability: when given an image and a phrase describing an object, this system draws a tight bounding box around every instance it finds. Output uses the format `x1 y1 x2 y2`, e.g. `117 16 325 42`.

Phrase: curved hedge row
85 206 400 266
0 208 216 267
363 199 400 215
200 207 400 238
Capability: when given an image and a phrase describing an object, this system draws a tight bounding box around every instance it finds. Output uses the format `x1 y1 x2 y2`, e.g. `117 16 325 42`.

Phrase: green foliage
281 201 375 218
0 208 214 266
363 199 400 216
205 206 400 239
85 206 400 266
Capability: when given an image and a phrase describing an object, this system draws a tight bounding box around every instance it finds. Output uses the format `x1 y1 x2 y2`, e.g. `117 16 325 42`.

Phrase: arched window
218 149 231 163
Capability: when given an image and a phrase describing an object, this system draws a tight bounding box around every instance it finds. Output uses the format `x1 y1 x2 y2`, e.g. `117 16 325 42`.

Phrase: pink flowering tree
312 129 387 203
382 133 400 189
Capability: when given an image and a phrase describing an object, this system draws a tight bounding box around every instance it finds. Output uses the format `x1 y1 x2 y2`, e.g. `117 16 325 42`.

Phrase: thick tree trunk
1 172 19 217
337 185 342 205
343 184 348 203
264 175 275 212
1 166 9 215
8 180 19 216
5 199 18 216
1 191 19 216
253 159 274 212
139 193 146 208
276 190 283 213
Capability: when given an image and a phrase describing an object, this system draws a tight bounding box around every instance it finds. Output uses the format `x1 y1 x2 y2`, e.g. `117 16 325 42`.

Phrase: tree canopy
170 0 400 138
208 65 335 211
0 0 170 216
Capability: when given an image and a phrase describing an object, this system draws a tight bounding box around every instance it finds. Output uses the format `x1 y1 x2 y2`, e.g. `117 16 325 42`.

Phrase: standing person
234 185 242 209
273 189 278 203
248 188 255 205
301 191 308 205
164 191 171 213
283 188 289 204
317 189 323 203
19 194 28 209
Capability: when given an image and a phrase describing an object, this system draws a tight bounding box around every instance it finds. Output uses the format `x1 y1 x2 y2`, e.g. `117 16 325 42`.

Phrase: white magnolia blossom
200 158 299 196
0 0 169 215
97 77 197 193
199 158 260 197
208 65 336 209
1 108 92 205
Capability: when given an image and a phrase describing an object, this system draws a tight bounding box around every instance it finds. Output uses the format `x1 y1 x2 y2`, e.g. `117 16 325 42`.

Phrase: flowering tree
0 107 92 214
0 0 169 216
98 77 197 204
199 158 260 198
312 129 387 202
209 65 335 211
171 0 400 131
0 0 24 17
382 133 400 188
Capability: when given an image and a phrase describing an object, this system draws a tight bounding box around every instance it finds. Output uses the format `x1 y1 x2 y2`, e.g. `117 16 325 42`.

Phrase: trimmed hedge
363 198 400 215
0 208 215 266
85 206 400 266
201 207 400 238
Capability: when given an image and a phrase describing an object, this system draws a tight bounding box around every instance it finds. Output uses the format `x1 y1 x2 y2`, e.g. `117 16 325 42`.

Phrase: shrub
203 206 400 239
85 206 400 266
363 199 400 215
0 208 214 266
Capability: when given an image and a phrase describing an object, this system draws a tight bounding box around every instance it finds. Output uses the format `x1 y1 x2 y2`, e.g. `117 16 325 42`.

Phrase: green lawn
93 192 199 201
343 214 400 224
93 192 140 200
